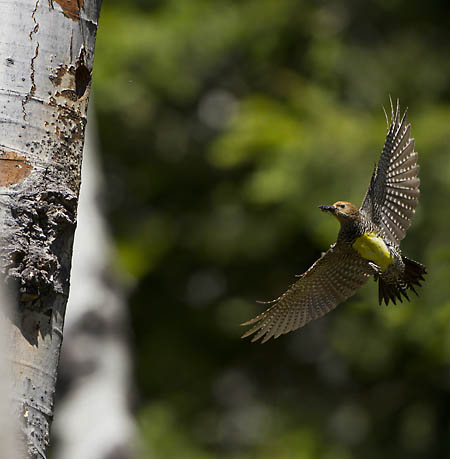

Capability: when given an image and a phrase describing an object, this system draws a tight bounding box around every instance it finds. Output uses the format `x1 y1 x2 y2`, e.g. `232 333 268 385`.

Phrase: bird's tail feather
378 257 427 306
402 256 427 293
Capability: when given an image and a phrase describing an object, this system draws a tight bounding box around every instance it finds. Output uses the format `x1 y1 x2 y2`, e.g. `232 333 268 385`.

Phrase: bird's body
242 99 427 343
353 232 393 272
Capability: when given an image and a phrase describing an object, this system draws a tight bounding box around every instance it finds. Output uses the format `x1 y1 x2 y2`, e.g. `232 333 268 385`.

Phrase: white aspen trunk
0 1 102 457
0 283 21 459
52 111 136 459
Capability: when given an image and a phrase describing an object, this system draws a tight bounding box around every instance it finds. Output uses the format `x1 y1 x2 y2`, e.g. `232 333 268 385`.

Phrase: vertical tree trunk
52 111 136 459
0 1 102 457
0 282 21 459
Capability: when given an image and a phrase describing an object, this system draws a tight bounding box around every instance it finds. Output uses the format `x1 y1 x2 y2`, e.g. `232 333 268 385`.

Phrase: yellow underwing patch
353 232 393 271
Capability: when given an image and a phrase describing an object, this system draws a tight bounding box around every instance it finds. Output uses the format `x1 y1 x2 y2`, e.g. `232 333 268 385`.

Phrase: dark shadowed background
77 1 450 457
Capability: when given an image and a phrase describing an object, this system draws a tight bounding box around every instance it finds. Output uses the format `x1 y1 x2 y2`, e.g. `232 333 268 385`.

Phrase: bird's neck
337 216 364 242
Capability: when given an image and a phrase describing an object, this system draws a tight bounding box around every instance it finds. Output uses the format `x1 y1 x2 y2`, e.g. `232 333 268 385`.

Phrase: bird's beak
319 205 336 213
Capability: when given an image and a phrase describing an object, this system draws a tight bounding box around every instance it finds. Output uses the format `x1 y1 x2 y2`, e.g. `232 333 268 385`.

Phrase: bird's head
319 201 360 223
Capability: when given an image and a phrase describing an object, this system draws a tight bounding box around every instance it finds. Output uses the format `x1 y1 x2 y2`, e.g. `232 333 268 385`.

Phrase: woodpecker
241 99 426 343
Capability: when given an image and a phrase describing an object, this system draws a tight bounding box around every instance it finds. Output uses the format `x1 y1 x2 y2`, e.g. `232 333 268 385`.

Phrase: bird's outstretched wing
241 244 373 343
360 98 420 246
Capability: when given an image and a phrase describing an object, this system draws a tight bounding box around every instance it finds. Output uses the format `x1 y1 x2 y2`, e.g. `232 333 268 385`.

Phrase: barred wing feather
361 99 420 245
241 244 372 343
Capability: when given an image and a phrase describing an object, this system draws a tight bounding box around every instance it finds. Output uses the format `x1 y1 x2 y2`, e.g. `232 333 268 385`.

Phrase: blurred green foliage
93 1 450 457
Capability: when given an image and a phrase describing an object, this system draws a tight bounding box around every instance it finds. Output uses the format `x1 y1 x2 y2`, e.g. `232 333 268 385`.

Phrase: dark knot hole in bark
75 64 91 99
11 250 26 266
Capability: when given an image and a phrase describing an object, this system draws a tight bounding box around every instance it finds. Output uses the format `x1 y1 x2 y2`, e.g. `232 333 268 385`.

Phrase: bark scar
29 0 40 39
0 151 33 187
22 0 41 120
21 43 39 120
53 0 84 21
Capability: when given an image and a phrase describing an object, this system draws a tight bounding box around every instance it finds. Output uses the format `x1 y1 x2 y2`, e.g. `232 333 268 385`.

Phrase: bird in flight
241 99 427 343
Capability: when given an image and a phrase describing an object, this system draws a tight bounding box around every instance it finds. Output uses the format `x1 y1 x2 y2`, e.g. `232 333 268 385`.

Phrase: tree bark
0 1 102 457
0 281 21 459
52 110 136 459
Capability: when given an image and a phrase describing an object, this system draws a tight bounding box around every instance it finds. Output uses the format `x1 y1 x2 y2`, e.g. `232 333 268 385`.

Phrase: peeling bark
0 1 102 457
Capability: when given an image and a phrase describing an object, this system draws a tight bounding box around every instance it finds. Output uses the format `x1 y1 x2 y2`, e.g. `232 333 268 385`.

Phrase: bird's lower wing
241 244 373 343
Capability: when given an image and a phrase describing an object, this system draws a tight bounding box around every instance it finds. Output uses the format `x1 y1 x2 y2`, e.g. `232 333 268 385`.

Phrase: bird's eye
339 204 345 209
